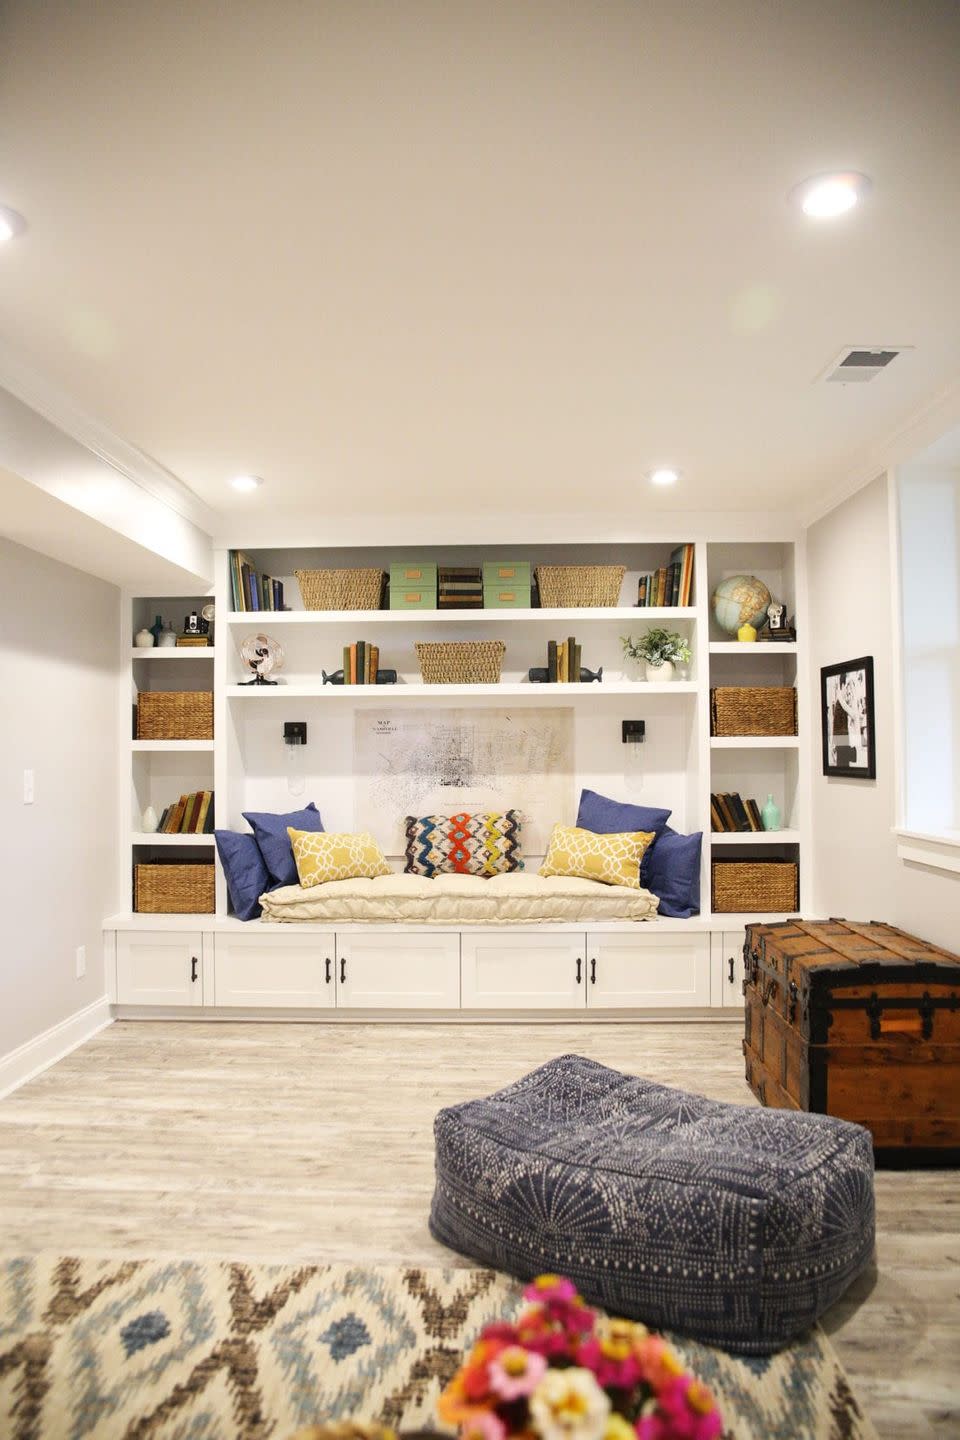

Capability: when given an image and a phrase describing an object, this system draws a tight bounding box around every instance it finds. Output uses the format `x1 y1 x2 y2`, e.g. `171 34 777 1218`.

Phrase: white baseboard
0 996 112 1100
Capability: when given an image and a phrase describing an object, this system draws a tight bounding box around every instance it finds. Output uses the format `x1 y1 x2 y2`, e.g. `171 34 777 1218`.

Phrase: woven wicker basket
712 860 799 913
295 568 384 611
416 640 505 684
710 686 797 737
535 565 626 608
134 862 215 914
136 691 213 740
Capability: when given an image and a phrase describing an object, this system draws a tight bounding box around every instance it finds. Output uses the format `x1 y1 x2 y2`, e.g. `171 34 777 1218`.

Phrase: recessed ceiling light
792 172 872 218
649 468 679 487
0 205 27 244
230 474 264 492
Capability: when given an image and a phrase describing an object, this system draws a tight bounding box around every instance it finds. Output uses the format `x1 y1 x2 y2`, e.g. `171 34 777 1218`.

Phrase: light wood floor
1 1020 957 1438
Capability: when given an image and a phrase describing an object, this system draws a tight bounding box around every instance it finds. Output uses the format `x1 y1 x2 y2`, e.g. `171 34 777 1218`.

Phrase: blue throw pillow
214 830 272 921
242 802 325 887
575 789 673 886
645 826 702 918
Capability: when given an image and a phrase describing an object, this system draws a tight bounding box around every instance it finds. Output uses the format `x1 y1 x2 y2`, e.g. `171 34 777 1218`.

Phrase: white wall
806 474 960 949
0 538 119 1058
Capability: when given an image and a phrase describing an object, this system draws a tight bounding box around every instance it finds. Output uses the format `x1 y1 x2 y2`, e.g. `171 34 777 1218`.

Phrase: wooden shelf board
131 833 216 846
225 607 697 625
130 740 215 752
225 681 699 699
130 648 215 659
710 830 801 845
709 641 797 655
710 736 799 749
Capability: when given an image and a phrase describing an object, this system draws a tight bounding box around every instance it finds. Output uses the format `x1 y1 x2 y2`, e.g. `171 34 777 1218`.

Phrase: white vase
134 628 155 648
141 805 159 833
644 659 675 682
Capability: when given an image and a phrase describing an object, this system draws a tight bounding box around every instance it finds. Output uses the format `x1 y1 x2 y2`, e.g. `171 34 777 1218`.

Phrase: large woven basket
136 691 213 740
416 640 505 684
134 862 215 914
535 564 626 607
710 686 797 737
295 568 384 611
712 860 799 913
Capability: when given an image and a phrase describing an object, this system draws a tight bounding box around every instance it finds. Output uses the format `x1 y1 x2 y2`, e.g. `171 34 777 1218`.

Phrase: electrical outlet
23 770 34 804
75 945 86 979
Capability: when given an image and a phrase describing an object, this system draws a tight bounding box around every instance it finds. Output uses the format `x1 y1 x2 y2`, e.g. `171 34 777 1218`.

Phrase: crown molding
800 373 960 530
0 339 217 535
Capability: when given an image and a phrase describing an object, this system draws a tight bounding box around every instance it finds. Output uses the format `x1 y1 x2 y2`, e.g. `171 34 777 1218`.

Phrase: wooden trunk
743 918 960 1162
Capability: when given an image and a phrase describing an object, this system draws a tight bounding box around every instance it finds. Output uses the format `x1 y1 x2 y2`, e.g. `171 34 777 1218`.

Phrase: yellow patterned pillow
288 829 392 887
538 824 655 889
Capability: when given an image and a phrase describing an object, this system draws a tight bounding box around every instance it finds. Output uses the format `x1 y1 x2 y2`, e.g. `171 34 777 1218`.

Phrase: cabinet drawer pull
190 956 198 983
728 955 735 984
575 956 582 984
325 957 332 984
590 957 597 985
340 957 346 984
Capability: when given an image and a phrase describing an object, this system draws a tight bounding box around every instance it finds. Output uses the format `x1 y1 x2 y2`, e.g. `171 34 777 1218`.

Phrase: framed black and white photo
820 656 876 779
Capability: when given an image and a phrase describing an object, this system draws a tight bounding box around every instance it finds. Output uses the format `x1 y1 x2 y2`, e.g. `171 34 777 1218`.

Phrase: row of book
637 544 695 608
547 637 582 682
342 641 381 683
154 790 215 834
230 551 286 612
439 567 483 608
710 792 765 833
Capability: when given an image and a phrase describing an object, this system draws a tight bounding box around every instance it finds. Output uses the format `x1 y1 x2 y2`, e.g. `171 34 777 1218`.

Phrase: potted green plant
621 628 692 682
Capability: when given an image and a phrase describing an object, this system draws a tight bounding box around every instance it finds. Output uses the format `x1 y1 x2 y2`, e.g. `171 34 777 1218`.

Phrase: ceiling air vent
820 346 911 384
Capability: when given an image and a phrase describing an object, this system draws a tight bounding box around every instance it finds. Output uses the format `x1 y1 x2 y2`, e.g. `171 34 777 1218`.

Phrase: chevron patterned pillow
403 810 523 878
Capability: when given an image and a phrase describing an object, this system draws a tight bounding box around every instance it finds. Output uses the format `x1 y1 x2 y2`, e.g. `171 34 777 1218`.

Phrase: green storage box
482 560 531 587
483 582 532 609
389 562 437 609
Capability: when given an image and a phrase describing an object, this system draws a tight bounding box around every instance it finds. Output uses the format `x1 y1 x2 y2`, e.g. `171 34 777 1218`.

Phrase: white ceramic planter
644 660 675 682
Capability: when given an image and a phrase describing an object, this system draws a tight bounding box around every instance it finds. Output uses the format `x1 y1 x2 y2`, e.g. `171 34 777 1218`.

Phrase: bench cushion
429 1054 875 1353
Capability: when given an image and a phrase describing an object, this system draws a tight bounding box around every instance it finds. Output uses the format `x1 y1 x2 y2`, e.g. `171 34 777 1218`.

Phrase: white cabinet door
116 931 206 1006
461 931 586 1009
213 932 336 1008
712 929 746 1007
586 932 711 1009
336 932 460 1009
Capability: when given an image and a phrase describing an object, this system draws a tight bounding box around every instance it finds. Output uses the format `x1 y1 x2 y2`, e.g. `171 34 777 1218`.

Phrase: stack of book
439 567 483 608
547 637 582 682
636 543 695 608
230 551 285 612
710 792 764 833
156 790 215 834
342 641 381 684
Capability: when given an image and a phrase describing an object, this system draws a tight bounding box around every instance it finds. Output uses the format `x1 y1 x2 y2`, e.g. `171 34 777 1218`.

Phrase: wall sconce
622 719 646 788
283 721 307 796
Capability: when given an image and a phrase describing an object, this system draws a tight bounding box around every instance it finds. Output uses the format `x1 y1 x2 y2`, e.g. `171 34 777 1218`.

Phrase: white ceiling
1 0 959 534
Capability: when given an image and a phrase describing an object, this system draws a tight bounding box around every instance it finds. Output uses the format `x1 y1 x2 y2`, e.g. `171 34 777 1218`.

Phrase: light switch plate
23 770 34 804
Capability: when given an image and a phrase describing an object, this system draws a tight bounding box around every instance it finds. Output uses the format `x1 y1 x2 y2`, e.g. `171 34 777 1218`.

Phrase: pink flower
488 1344 548 1400
652 1377 723 1440
576 1335 641 1391
523 1273 578 1305
459 1413 507 1440
516 1307 574 1359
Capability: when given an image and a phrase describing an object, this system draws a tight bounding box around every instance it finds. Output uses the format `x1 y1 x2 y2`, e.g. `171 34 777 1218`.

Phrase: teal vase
149 613 164 645
761 794 781 832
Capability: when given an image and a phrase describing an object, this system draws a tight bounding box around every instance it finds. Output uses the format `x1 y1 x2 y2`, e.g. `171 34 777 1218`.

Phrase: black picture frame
820 656 876 779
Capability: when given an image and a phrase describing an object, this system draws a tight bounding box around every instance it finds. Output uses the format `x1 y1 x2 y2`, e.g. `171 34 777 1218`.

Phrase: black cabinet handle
728 955 735 984
575 956 582 984
190 956 198 983
590 957 597 985
340 957 346 984
325 957 332 984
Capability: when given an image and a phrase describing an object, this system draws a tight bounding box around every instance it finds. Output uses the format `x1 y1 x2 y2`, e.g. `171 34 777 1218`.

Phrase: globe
711 574 772 634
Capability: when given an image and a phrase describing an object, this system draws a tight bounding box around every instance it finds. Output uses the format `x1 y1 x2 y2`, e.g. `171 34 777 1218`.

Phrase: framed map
354 707 574 855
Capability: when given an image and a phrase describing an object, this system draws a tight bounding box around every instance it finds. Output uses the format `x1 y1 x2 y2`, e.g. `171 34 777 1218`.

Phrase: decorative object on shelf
339 640 382 684
158 623 178 647
712 858 799 912
737 622 758 642
134 626 155 648
636 544 694 607
528 665 602 683
140 805 159 833
283 721 307 798
535 564 625 608
711 574 772 634
148 613 165 646
710 792 763 832
761 793 782 831
231 550 286 612
322 667 398 685
482 560 532 608
621 628 691 682
760 598 796 641
440 565 483 608
175 633 209 646
201 602 215 627
821 655 876 779
183 609 203 635
434 1273 723 1440
710 685 798 737
541 636 588 682
239 632 284 686
156 790 214 833
415 640 505 684
295 566 384 611
136 691 214 740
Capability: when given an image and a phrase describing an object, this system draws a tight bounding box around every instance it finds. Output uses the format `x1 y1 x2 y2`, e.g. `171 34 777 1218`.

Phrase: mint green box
482 560 531 588
483 581 532 609
389 562 437 609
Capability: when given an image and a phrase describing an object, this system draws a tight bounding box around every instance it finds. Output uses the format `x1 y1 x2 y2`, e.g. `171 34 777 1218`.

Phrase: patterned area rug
0 1258 877 1439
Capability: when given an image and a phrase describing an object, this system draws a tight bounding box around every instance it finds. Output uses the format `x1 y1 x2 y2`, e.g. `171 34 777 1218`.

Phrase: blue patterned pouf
429 1054 875 1353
